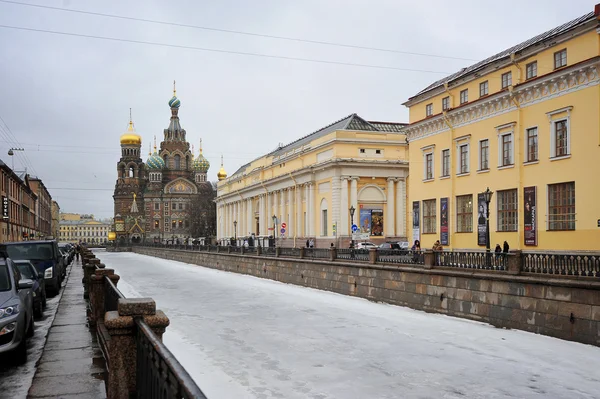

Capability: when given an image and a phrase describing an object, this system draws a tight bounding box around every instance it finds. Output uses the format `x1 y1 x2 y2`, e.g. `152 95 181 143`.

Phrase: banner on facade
440 197 449 245
412 201 420 242
2 196 8 220
524 186 537 246
371 209 383 236
477 193 487 246
359 209 372 234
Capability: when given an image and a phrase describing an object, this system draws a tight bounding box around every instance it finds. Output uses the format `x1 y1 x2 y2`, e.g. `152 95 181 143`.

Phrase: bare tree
189 181 217 238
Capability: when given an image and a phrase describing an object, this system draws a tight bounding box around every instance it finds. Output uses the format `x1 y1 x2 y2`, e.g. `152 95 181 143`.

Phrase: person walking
432 240 443 266
503 241 510 253
309 238 315 248
75 243 81 261
411 240 421 263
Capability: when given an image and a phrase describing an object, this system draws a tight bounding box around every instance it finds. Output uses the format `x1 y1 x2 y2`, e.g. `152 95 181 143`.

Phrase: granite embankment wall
132 247 600 346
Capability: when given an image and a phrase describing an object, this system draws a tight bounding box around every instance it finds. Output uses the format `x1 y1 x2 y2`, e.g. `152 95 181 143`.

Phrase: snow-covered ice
96 251 600 399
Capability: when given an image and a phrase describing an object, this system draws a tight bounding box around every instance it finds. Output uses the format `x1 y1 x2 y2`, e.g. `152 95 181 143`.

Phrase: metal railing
262 247 276 257
377 250 424 265
279 247 301 257
304 248 330 259
522 253 600 277
336 248 370 262
437 251 506 270
104 275 125 312
135 319 208 399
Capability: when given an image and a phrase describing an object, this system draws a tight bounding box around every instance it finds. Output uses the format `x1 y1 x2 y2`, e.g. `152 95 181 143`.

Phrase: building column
257 195 263 236
280 189 285 236
287 187 294 237
308 183 315 237
331 176 341 239
396 179 406 237
266 192 272 236
296 186 302 237
386 178 396 237
303 185 309 237
340 177 349 236
247 198 253 236
350 177 359 210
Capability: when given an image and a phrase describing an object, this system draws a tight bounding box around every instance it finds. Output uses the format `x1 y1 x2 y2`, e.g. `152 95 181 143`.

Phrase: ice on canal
96 251 600 399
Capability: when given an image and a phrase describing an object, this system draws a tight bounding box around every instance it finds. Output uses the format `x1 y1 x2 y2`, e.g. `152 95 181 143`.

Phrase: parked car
14 260 46 318
356 242 377 249
378 242 401 250
0 257 34 364
59 247 71 267
0 241 65 296
397 241 410 250
59 243 74 264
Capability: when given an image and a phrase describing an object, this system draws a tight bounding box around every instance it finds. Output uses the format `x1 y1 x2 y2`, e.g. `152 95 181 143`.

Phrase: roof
410 11 597 100
231 114 405 177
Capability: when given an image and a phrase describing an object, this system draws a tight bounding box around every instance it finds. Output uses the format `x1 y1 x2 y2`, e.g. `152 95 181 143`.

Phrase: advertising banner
359 209 372 235
371 209 383 236
524 186 537 246
440 197 449 245
412 201 420 242
477 193 487 246
2 196 8 220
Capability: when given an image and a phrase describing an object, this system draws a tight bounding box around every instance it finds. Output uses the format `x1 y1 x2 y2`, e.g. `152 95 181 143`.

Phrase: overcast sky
0 0 596 219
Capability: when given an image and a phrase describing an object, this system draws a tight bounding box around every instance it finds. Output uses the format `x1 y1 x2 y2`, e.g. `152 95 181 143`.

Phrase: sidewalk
27 259 106 398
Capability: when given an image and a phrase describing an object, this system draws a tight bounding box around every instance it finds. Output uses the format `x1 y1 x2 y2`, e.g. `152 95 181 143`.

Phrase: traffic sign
352 224 358 232
281 223 287 229
281 228 286 234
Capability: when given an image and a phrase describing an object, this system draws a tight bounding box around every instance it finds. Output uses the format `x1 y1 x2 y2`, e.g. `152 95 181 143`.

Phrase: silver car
0 258 34 365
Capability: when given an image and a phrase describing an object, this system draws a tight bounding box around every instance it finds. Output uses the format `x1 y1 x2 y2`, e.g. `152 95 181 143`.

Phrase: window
501 72 512 89
185 220 189 228
423 199 436 234
456 195 473 233
554 49 567 69
171 203 176 210
154 203 160 210
375 149 381 154
178 203 183 210
425 153 433 180
526 127 538 162
442 96 450 111
426 103 433 116
460 89 468 104
321 210 328 236
178 220 183 228
500 133 513 166
459 144 469 174
479 81 489 97
548 182 575 230
154 220 159 229
526 62 537 79
360 149 365 153
174 154 181 170
172 220 176 229
441 149 450 177
554 120 568 157
497 189 518 231
479 140 489 170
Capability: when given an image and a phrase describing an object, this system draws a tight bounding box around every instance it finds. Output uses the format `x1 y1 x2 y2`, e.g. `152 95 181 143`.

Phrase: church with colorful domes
113 84 218 244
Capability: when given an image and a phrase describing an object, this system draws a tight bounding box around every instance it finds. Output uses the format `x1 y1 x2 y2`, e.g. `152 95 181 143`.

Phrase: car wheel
15 335 27 365
34 302 43 318
26 314 34 338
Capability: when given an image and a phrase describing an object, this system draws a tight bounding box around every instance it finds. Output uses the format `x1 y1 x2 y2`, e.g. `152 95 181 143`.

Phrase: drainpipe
510 53 522 85
288 172 298 247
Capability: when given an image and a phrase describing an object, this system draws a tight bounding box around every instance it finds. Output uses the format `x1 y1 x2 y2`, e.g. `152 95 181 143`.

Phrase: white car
356 242 377 249
397 241 410 250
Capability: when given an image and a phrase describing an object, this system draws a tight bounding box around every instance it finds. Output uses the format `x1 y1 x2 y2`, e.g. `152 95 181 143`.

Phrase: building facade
29 177 53 238
216 114 408 248
59 214 111 244
113 86 214 244
403 7 600 252
0 161 37 242
51 200 60 239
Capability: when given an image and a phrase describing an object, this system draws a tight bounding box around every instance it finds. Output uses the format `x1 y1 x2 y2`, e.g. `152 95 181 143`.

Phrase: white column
296 186 302 237
288 187 294 236
280 189 285 233
350 177 359 210
217 204 222 238
308 183 315 237
386 178 396 237
247 198 253 236
396 179 406 237
258 195 264 236
331 176 341 239
223 203 228 238
303 185 309 237
340 177 349 236
267 192 272 234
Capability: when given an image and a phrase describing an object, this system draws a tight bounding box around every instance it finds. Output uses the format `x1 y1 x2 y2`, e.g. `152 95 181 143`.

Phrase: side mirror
38 271 44 279
18 279 34 290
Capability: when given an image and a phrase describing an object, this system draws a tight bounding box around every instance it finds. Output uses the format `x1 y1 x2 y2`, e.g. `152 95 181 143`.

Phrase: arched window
185 155 190 170
128 166 134 178
163 155 169 168
174 154 181 170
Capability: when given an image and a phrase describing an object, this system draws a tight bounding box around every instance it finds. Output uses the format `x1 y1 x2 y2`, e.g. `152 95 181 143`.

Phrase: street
96 250 600 399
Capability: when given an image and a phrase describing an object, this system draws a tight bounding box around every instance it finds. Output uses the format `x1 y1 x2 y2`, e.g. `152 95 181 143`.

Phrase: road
96 250 600 399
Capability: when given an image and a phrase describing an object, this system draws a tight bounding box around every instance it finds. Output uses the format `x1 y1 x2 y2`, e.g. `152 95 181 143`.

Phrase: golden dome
120 120 142 146
217 155 227 181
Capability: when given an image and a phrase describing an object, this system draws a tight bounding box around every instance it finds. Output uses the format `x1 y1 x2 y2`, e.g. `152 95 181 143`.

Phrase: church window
128 167 134 178
154 203 160 210
172 220 176 229
164 155 169 168
185 220 189 228
174 155 181 170
172 203 176 210
178 220 183 228
178 203 183 210
154 220 159 229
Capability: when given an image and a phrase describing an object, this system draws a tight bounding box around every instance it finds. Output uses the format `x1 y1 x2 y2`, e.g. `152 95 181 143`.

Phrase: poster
412 201 420 243
440 197 449 245
371 209 383 236
360 209 372 234
477 193 487 246
524 186 537 246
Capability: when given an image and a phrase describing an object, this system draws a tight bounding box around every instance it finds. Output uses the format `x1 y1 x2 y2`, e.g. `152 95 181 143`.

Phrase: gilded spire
120 108 142 145
127 108 134 131
191 144 195 156
148 142 151 156
217 154 227 181
199 138 203 154
173 80 176 96
153 135 157 152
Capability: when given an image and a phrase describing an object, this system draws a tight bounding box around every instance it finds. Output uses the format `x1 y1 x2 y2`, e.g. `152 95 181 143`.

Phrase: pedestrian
411 239 421 263
75 243 81 261
309 238 315 248
503 241 510 253
330 243 334 248
306 239 310 248
495 244 502 254
432 240 443 265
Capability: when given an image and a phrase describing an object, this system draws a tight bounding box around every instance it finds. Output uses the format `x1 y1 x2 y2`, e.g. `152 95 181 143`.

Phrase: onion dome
146 137 165 170
120 117 142 145
168 80 181 108
217 155 227 181
193 139 210 173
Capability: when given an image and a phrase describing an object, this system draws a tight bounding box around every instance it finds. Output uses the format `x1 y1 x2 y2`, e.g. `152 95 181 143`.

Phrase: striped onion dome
193 151 210 173
146 150 165 170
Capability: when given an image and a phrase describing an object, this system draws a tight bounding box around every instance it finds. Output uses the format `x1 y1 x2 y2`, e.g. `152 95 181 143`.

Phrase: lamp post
272 215 277 248
7 148 24 170
233 220 237 245
349 205 355 248
481 187 493 267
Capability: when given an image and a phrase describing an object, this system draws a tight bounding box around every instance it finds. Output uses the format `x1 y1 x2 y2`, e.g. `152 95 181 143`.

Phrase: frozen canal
96 251 600 399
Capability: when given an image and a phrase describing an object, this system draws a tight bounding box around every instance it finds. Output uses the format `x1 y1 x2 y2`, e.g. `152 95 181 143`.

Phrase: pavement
26 259 106 399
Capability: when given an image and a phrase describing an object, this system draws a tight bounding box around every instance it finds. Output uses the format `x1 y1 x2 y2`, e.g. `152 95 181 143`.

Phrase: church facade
113 87 215 244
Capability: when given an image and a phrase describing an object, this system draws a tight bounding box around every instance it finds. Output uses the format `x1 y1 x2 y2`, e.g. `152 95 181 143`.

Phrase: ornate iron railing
522 253 600 277
104 275 125 312
279 247 301 257
304 248 330 259
262 247 276 256
336 248 370 262
436 251 506 270
229 245 242 253
135 319 208 399
378 250 424 265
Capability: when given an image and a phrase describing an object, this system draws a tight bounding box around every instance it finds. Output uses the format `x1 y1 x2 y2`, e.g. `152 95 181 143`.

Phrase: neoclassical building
113 86 214 243
216 114 408 248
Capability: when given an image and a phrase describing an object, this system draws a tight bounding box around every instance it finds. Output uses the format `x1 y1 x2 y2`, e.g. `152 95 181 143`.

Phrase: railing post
424 250 434 269
299 247 305 259
104 298 169 399
507 250 522 275
256 246 262 256
83 258 100 299
240 246 245 255
368 248 377 264
89 269 120 327
227 245 232 254
275 247 281 257
329 247 337 262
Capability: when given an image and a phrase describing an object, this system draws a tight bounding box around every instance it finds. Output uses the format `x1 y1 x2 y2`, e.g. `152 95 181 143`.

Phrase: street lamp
272 215 277 247
349 205 355 248
233 220 237 245
8 148 24 170
481 187 494 267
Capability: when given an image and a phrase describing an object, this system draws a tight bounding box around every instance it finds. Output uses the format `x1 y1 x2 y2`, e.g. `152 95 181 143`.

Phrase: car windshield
0 264 10 291
3 243 54 261
16 263 34 279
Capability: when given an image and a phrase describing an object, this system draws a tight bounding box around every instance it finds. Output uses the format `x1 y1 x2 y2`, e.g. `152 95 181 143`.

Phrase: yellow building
403 7 600 252
59 214 111 244
216 114 408 248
